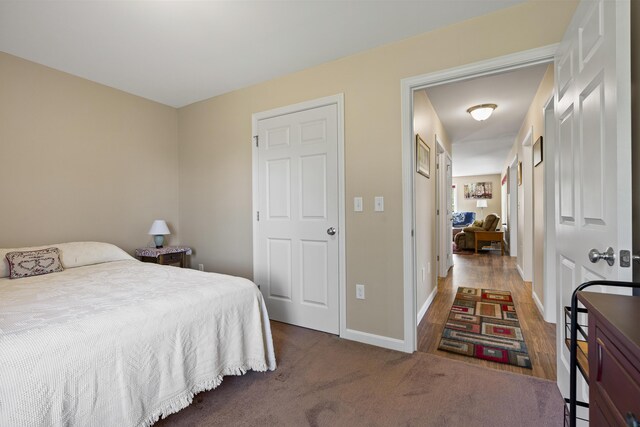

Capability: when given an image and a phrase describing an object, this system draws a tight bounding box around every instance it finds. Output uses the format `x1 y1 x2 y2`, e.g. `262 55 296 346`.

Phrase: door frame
400 44 558 353
509 155 519 260
251 93 346 337
542 94 557 323
436 137 453 278
519 126 534 281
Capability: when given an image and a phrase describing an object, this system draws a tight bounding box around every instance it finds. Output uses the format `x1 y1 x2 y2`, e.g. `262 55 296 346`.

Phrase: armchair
454 213 501 250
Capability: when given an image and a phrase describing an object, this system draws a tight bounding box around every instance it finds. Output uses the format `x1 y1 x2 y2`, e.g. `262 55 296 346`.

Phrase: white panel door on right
255 104 339 334
554 0 632 410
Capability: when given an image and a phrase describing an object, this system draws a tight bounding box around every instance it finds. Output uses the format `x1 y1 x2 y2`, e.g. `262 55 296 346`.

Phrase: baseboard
341 328 406 353
516 264 525 280
532 290 545 318
417 286 437 325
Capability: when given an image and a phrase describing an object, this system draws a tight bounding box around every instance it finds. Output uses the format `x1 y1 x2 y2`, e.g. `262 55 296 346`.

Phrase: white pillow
0 242 135 278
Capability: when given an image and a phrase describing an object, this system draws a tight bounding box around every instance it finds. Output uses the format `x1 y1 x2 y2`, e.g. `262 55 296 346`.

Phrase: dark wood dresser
577 292 640 426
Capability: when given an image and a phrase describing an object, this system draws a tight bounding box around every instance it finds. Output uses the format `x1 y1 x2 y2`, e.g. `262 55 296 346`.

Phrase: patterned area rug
438 287 532 369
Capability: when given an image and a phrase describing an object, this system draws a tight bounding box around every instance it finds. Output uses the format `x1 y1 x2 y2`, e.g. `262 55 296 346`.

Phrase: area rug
438 287 532 369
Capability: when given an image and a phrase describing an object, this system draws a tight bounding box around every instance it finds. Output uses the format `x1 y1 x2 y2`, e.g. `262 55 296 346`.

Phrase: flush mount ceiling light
467 103 497 121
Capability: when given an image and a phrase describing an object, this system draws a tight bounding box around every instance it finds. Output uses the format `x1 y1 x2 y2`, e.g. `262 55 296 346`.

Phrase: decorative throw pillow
5 247 64 279
452 212 465 224
472 219 484 227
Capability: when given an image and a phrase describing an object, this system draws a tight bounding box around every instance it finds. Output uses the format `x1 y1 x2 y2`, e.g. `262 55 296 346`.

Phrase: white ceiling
0 0 526 108
424 63 549 177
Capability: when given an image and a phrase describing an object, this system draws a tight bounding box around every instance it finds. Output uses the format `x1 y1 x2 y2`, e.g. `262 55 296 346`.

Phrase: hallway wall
413 90 451 319
502 65 553 289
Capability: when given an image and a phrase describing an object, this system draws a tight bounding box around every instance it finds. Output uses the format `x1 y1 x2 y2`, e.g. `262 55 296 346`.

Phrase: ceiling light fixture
467 103 497 121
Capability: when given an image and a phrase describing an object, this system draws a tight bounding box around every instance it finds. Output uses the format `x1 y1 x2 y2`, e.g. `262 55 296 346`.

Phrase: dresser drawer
593 328 640 424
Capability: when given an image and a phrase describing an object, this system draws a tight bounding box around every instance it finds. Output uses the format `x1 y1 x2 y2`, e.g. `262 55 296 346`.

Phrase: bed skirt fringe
141 362 274 427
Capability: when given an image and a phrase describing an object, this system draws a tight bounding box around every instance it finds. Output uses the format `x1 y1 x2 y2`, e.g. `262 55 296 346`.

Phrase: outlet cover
198 264 204 271
356 284 365 300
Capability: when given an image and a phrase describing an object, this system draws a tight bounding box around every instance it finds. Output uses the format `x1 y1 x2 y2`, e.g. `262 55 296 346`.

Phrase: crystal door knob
327 227 336 236
588 247 615 266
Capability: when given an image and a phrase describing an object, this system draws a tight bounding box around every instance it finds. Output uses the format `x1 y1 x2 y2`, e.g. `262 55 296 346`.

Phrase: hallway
417 252 556 380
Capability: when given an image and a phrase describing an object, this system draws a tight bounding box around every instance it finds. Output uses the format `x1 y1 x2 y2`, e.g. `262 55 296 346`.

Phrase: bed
0 242 276 426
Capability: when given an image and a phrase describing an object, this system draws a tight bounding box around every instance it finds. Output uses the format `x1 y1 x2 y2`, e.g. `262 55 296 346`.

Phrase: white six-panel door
444 154 453 271
255 103 339 334
554 0 632 408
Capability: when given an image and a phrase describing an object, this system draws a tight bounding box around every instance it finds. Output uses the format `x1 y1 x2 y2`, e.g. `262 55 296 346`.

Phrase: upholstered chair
453 213 501 250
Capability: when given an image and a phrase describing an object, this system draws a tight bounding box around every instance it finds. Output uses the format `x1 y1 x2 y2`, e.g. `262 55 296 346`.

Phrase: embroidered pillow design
6 247 64 279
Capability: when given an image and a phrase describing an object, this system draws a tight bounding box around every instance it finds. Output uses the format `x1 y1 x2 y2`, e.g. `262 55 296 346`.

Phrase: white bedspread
0 260 276 426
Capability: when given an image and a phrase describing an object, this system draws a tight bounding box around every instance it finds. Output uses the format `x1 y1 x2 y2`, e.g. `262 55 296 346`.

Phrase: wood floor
417 251 557 381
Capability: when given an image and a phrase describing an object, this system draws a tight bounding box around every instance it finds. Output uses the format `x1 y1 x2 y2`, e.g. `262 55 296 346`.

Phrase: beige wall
178 2 577 340
632 0 640 292
502 65 554 300
413 90 451 315
0 52 180 254
452 174 502 222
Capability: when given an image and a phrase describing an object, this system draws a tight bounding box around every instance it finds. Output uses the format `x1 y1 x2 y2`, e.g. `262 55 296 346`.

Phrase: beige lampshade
476 200 488 208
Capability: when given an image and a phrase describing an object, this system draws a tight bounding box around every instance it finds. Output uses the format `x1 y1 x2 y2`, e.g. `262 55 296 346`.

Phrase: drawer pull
597 340 603 382
626 412 639 427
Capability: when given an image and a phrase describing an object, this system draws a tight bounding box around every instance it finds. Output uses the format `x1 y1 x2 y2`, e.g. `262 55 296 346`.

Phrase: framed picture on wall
463 182 492 199
416 134 430 178
533 136 543 167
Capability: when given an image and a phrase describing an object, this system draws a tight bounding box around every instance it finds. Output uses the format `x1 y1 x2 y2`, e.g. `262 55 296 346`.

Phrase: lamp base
153 235 164 249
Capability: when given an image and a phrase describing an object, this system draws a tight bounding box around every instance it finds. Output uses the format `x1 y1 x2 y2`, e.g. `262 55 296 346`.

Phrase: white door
444 154 453 270
554 0 632 409
437 142 453 278
255 103 340 334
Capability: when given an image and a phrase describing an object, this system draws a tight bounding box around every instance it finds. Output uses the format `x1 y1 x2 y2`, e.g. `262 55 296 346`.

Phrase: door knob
588 247 615 266
327 227 336 236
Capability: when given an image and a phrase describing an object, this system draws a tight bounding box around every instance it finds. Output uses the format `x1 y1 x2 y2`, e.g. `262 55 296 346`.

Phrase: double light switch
353 196 384 212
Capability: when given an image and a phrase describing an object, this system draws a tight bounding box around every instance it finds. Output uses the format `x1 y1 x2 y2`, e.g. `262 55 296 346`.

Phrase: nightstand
135 246 193 267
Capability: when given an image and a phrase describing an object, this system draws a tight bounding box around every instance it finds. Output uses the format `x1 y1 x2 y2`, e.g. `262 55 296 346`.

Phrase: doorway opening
401 45 559 375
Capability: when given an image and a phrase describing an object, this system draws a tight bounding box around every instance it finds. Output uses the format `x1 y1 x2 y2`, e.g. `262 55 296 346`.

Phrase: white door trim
509 154 519 260
542 95 557 323
436 138 452 278
251 94 346 338
520 126 534 282
400 44 558 353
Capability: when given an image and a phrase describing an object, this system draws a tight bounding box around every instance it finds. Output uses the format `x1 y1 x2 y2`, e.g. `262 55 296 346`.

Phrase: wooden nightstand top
135 246 192 258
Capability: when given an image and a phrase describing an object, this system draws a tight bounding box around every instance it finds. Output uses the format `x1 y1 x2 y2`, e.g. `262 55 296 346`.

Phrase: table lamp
148 220 170 248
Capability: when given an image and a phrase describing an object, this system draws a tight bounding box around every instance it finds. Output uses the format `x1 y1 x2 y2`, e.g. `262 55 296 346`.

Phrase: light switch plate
354 197 363 212
374 196 384 212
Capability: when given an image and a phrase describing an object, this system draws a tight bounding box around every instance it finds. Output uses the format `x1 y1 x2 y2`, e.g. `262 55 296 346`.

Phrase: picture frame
463 182 493 199
416 134 430 178
533 136 543 167
518 161 523 186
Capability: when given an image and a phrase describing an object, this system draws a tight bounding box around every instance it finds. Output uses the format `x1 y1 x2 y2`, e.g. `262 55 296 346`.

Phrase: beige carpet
158 321 562 427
